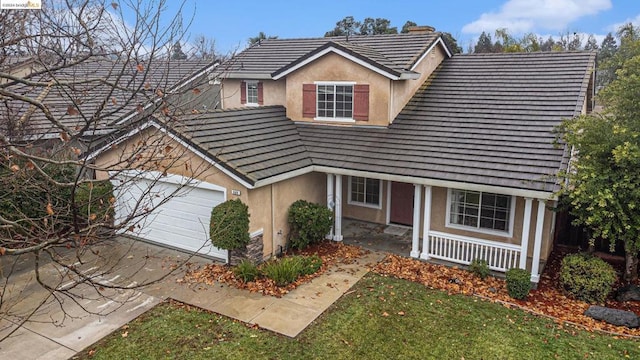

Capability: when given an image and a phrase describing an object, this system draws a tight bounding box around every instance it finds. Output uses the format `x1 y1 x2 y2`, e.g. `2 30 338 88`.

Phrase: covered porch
325 173 553 283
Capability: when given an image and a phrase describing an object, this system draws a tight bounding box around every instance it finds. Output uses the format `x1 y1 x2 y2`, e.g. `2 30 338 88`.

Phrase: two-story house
91 28 595 283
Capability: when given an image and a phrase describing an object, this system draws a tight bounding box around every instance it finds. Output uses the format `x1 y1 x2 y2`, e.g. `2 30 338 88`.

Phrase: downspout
271 184 276 258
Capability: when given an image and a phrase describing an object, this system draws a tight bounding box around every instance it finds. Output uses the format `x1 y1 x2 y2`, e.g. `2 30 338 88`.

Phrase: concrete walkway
0 237 385 359
165 250 385 337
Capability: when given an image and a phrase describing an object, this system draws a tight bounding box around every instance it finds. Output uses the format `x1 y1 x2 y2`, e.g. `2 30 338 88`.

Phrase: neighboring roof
223 32 446 79
2 58 215 139
296 51 596 193
158 106 312 184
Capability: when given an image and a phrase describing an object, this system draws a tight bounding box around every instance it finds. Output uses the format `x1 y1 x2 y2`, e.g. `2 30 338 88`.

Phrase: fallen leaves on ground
182 242 368 297
372 248 640 337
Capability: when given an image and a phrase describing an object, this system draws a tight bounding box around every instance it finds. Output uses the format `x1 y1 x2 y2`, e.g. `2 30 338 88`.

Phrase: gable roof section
296 51 596 194
155 106 312 185
3 59 215 139
223 32 446 79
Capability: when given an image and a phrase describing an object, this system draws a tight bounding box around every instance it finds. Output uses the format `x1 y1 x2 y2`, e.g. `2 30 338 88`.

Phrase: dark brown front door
390 182 414 226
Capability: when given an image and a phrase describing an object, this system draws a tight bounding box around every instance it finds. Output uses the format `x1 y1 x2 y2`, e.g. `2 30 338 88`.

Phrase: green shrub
234 260 260 283
300 254 323 276
505 268 531 300
469 259 490 280
287 200 333 250
559 253 617 303
210 199 250 251
74 181 114 223
261 257 303 286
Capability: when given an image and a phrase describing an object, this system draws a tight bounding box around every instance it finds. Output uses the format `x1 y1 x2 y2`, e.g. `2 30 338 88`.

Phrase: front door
390 182 414 226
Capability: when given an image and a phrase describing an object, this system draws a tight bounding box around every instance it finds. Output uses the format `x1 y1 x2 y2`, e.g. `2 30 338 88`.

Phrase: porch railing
426 231 521 272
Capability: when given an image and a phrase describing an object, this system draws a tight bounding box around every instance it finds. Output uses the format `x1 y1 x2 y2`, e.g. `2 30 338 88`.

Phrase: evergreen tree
170 41 187 60
584 34 599 51
401 20 417 34
474 31 493 53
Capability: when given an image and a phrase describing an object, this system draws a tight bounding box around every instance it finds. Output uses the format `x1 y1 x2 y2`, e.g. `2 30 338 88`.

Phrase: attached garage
111 170 228 261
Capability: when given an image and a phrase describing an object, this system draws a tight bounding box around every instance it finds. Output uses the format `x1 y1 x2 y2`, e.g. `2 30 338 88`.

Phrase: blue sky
166 0 640 54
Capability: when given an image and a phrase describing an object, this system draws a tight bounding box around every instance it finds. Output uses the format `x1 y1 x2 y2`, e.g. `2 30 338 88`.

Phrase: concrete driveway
0 237 212 360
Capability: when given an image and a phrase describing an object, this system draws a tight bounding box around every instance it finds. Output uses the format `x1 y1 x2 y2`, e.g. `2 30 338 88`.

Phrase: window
240 80 262 106
448 189 513 234
317 84 353 119
246 81 258 104
349 176 381 208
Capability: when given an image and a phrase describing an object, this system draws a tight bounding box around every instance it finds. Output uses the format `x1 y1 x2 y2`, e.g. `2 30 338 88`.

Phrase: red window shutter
302 84 316 118
240 81 246 104
257 82 264 105
353 84 369 121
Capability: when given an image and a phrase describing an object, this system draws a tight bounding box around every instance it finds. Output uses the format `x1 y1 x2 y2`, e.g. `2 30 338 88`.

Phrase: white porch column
420 185 432 260
519 197 533 269
411 184 422 258
326 173 334 240
530 199 546 282
333 174 343 241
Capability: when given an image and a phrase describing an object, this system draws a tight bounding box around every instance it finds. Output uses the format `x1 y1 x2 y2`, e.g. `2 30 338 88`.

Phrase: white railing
427 231 521 272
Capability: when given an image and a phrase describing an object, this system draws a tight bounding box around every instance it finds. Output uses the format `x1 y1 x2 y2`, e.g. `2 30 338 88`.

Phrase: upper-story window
446 189 514 236
241 80 263 106
303 82 369 122
317 83 353 119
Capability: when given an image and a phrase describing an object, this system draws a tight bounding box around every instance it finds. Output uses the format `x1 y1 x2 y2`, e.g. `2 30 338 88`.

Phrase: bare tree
192 34 217 59
0 0 224 341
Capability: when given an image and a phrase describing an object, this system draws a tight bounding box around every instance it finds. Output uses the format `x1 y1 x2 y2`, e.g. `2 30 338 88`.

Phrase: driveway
0 237 212 360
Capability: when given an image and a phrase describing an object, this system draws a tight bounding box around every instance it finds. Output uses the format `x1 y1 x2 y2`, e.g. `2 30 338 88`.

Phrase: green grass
76 274 640 359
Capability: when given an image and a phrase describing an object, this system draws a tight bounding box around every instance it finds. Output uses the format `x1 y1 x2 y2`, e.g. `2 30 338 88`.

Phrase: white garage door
111 170 228 261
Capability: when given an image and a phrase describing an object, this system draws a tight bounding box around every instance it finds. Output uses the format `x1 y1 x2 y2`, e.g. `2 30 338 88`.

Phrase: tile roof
223 32 442 78
2 58 214 139
158 106 311 184
296 51 596 193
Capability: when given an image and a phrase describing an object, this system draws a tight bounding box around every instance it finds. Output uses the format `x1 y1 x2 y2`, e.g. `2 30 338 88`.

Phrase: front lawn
76 274 640 359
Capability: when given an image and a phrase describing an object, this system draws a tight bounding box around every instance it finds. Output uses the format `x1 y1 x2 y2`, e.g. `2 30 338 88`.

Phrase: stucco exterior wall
221 78 286 109
285 52 392 126
341 178 389 223
269 172 326 253
390 45 447 122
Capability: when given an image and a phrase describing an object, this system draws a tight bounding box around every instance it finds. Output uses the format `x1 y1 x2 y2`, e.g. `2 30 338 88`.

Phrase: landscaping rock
584 306 640 328
615 284 640 302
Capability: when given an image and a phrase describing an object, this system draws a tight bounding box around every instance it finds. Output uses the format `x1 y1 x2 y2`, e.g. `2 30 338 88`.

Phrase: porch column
326 174 334 240
530 199 546 282
420 185 432 260
519 197 533 269
411 184 422 258
333 174 343 241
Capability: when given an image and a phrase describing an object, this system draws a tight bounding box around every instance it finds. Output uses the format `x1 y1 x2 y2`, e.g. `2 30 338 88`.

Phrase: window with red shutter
302 83 316 118
353 84 369 121
257 82 264 105
240 80 247 104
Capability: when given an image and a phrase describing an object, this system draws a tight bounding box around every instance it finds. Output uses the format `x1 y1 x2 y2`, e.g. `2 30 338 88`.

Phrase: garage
111 170 228 261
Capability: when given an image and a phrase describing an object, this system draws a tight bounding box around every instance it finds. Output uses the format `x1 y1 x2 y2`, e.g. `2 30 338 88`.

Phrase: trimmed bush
210 199 250 251
506 268 531 300
262 257 303 286
469 259 490 280
234 260 259 283
559 253 617 303
287 200 333 250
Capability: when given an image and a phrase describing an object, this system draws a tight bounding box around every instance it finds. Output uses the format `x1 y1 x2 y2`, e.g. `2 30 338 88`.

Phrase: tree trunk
623 242 639 282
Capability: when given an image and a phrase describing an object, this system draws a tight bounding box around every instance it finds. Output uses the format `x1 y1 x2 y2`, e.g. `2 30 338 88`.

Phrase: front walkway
0 237 386 359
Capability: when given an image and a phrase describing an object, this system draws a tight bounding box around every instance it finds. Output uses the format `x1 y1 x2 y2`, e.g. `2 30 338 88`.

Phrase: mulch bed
182 242 368 297
373 246 640 337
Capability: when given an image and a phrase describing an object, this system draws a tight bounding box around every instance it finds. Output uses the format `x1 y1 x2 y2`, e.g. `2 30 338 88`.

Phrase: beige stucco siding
390 45 447 122
342 178 389 223
221 78 286 109
285 52 392 126
268 172 326 252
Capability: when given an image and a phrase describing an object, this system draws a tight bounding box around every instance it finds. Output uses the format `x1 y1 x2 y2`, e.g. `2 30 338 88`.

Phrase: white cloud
608 13 640 32
462 0 612 34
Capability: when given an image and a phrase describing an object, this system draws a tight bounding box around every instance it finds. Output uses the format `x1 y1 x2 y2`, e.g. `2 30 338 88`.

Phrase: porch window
349 176 381 208
447 189 513 234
